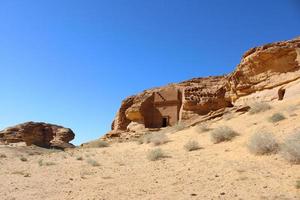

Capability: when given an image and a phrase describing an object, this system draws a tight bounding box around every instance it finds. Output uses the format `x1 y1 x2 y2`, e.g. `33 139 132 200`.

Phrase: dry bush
268 113 286 123
195 123 210 133
38 159 56 166
170 122 186 133
137 133 153 144
296 180 300 189
0 153 7 158
184 140 200 151
11 171 31 177
86 159 100 166
281 132 300 164
249 102 271 115
248 132 279 155
82 140 109 148
76 156 83 161
20 156 28 162
150 132 169 146
210 126 238 144
147 148 164 161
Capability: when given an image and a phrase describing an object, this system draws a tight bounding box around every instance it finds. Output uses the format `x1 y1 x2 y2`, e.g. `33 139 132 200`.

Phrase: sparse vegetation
150 132 169 146
20 157 28 162
170 122 186 133
82 140 109 148
137 132 169 145
248 132 279 155
296 180 300 189
76 156 83 161
184 140 200 151
80 170 95 179
281 132 300 164
12 171 31 177
87 158 100 166
195 123 210 133
0 153 7 158
268 113 286 123
249 102 271 115
210 126 238 144
147 148 164 161
137 133 153 144
38 159 56 166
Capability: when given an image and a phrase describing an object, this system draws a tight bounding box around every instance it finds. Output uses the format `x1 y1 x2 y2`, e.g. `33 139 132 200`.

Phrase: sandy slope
1 98 300 200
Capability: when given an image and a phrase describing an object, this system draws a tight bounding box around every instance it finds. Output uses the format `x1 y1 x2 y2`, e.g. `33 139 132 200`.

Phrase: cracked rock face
0 122 75 149
104 36 300 140
228 37 300 100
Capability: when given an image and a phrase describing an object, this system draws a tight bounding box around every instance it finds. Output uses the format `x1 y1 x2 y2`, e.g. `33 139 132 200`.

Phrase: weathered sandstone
103 36 300 140
0 122 75 149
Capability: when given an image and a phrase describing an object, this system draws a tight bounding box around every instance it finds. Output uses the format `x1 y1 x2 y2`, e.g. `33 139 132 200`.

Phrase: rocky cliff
0 122 75 149
103 36 300 140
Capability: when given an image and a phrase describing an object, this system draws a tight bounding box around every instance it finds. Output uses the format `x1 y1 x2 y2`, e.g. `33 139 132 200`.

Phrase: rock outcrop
103 36 300 140
0 122 75 149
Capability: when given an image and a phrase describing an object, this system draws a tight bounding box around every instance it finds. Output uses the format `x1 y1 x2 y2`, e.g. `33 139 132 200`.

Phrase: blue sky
0 0 300 145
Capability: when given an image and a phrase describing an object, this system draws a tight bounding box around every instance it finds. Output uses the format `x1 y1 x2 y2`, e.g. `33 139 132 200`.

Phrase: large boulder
0 122 75 149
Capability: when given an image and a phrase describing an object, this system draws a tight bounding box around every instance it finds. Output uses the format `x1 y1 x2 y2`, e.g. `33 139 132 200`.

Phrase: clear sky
0 0 300 145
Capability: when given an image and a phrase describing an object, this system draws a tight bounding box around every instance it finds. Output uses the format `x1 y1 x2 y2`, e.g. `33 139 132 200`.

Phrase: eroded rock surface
0 122 75 149
103 36 300 140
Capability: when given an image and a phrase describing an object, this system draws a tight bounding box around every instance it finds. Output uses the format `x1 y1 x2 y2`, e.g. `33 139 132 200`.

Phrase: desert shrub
0 153 7 158
184 140 200 151
12 171 31 177
38 159 56 166
86 159 100 166
171 122 186 133
137 133 153 144
195 123 210 133
268 113 286 123
83 140 109 148
248 132 279 155
249 102 271 115
210 126 238 144
296 180 300 189
76 156 83 161
281 132 300 164
147 148 164 161
150 132 169 146
20 157 28 162
38 159 43 166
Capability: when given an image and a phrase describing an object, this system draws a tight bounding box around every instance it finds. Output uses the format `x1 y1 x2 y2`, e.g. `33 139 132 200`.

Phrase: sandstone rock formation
103 36 300 140
0 122 75 149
